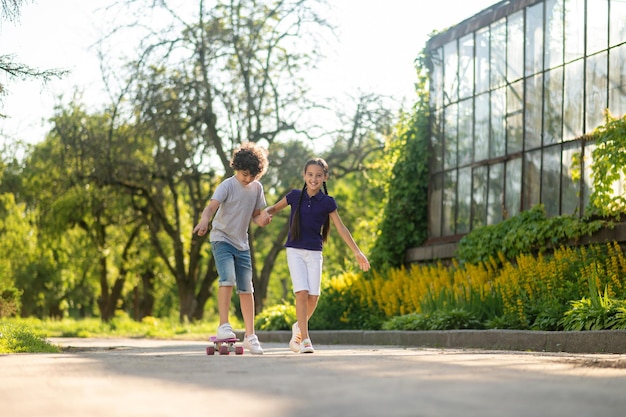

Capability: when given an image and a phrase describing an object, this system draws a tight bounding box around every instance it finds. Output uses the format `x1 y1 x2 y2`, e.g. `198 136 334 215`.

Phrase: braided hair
289 158 331 243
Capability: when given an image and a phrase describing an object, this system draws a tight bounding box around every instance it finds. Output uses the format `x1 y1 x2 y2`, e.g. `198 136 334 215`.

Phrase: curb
251 329 626 354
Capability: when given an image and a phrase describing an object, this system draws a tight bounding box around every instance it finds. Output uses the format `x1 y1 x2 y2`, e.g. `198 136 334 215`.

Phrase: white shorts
286 247 323 296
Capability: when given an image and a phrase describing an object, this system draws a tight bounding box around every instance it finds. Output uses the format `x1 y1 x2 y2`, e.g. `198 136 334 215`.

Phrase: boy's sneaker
289 322 301 353
216 323 236 340
243 334 264 355
300 338 314 354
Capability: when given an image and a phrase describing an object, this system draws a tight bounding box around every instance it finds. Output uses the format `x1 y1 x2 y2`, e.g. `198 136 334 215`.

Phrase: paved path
2 338 626 417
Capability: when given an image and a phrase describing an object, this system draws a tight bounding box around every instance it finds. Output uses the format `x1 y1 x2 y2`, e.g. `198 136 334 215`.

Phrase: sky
0 0 498 145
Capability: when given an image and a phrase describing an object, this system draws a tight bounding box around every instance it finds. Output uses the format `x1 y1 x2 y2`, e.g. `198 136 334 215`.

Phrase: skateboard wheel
219 345 229 355
235 346 244 355
206 346 215 355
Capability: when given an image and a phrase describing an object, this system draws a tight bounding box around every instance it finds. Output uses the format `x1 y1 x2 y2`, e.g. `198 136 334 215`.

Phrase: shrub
0 322 60 353
255 304 296 331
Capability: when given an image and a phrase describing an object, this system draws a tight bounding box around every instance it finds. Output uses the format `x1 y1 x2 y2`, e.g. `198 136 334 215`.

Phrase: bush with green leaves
255 304 296 331
455 204 608 265
382 308 483 331
0 322 60 353
560 276 626 331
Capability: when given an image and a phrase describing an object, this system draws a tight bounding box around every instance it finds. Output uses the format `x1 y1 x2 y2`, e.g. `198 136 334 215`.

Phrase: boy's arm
193 199 220 236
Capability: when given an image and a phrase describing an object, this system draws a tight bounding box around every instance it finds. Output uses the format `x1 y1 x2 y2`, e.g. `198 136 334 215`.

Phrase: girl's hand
356 252 371 271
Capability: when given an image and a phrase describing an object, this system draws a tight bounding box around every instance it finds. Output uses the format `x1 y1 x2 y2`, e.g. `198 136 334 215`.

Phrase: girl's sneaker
243 334 264 355
300 338 314 354
289 322 301 353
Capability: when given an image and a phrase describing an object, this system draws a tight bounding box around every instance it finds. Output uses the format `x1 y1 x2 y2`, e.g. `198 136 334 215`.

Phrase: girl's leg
296 291 319 340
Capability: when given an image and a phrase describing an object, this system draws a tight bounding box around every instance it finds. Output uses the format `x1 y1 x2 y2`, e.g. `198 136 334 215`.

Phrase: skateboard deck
206 336 244 355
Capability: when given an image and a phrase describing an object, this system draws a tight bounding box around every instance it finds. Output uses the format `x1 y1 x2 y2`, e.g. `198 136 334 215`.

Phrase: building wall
409 0 626 263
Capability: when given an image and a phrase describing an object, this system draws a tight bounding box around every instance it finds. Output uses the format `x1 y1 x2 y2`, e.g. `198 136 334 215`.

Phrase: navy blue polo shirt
284 189 337 251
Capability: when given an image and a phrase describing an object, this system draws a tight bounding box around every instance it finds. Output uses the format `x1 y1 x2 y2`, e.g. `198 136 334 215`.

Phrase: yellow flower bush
315 241 626 330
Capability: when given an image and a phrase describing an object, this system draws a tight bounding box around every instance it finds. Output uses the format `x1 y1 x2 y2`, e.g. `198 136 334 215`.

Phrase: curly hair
230 142 269 178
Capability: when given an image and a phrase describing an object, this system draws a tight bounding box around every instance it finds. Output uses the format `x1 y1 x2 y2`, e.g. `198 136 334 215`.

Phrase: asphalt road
2 338 626 417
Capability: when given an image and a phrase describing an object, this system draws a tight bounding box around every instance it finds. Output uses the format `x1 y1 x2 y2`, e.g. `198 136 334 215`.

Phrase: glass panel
609 44 626 118
443 170 457 236
507 80 524 154
490 18 506 89
431 110 444 172
476 27 490 94
458 98 473 166
444 104 458 169
525 2 544 76
472 166 488 229
544 67 564 145
564 0 585 62
507 11 524 83
457 167 472 234
582 142 596 216
561 141 582 215
488 163 504 225
610 0 626 46
523 150 542 210
563 59 584 139
475 93 489 161
444 41 459 105
491 87 506 158
587 0 609 54
459 34 474 100
431 47 444 111
429 173 443 237
585 52 608 132
545 0 565 69
541 145 562 217
524 74 543 150
505 157 522 218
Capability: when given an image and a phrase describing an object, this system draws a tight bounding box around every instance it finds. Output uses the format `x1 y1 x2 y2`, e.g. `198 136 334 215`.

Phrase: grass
0 313 242 354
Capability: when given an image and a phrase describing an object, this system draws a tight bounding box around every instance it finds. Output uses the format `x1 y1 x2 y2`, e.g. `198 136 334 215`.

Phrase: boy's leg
218 285 234 326
239 292 255 337
212 241 237 339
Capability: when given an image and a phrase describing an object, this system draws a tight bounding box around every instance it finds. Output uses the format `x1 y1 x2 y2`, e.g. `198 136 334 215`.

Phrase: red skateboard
206 336 244 355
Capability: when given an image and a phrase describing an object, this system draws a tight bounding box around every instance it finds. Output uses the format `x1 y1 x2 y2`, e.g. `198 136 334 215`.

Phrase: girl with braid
264 158 370 353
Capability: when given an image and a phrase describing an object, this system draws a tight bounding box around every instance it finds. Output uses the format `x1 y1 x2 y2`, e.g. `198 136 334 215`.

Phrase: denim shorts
286 247 323 296
211 241 254 293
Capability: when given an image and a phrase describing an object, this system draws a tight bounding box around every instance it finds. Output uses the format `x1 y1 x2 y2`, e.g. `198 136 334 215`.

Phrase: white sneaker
300 338 314 354
243 334 264 355
289 322 301 353
216 323 236 340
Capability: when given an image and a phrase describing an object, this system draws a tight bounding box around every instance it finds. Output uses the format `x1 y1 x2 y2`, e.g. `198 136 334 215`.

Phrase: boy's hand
193 220 209 236
253 209 272 227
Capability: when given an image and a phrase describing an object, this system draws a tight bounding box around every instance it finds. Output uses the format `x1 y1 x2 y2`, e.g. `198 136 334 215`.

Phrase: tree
85 0 335 321
0 0 68 114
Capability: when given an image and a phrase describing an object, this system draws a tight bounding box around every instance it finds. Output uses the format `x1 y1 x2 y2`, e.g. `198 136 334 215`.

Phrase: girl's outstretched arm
329 210 371 271
265 196 288 216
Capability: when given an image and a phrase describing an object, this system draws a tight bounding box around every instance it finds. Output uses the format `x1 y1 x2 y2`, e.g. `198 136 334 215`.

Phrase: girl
264 158 370 353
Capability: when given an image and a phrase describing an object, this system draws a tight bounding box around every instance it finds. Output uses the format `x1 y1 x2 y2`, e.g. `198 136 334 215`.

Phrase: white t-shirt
209 176 266 250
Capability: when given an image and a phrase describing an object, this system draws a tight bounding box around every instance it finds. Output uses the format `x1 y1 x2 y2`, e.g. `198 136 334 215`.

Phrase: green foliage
0 322 60 353
370 51 430 269
310 273 385 330
254 304 296 331
455 205 609 265
560 274 626 331
574 111 626 218
0 287 21 318
382 309 483 331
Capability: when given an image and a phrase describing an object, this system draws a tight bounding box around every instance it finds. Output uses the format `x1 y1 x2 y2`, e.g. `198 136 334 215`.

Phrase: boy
193 142 271 354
